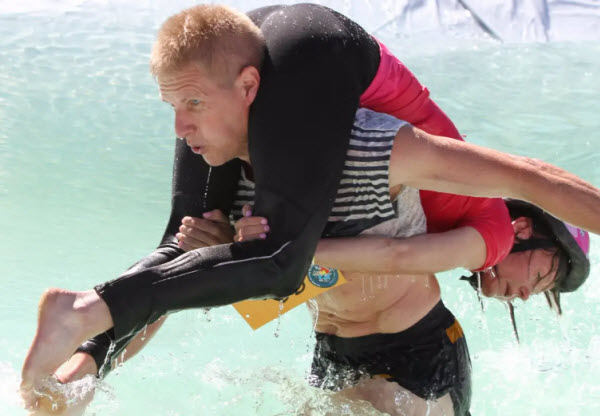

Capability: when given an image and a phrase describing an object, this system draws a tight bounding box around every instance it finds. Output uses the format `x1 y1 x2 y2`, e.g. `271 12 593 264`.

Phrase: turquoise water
1 1 599 415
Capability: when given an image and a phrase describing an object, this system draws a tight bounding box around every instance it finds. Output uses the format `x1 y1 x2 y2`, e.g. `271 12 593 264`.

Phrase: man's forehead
158 67 212 99
158 64 212 88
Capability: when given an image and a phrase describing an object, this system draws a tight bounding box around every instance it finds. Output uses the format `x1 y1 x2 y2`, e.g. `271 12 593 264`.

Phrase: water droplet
202 167 212 210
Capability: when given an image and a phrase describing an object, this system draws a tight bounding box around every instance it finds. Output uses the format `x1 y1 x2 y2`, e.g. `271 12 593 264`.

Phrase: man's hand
176 210 235 251
234 204 270 242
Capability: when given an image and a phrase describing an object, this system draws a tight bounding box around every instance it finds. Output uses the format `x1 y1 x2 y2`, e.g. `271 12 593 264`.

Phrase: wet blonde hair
150 4 265 85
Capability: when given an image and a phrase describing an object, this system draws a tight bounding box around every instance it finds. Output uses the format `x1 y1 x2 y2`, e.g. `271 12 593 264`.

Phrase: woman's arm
391 126 600 234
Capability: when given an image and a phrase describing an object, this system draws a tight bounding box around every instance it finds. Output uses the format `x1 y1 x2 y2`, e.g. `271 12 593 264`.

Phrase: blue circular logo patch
308 265 339 288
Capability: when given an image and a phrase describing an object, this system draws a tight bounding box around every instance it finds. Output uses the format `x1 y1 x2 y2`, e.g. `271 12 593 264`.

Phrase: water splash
475 271 485 312
203 166 212 211
308 298 320 332
198 359 384 415
115 348 127 369
140 324 148 342
201 307 212 322
98 340 116 379
0 362 23 412
31 373 100 413
273 300 285 338
360 276 367 301
505 300 520 344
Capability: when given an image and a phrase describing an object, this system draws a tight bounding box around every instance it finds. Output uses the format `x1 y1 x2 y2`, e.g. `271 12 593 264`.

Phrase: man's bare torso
310 271 441 337
310 135 443 338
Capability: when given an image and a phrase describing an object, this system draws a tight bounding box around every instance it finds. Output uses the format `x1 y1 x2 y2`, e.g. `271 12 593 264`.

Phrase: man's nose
174 111 195 139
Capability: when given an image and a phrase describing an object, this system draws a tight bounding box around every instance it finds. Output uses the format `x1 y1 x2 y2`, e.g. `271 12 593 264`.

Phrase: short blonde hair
150 4 265 85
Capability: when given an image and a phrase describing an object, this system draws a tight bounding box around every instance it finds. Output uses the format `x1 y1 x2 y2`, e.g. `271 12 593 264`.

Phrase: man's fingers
177 231 213 251
201 209 230 224
237 224 270 239
181 217 222 234
178 240 198 252
176 232 211 251
235 231 268 242
179 220 233 243
181 216 202 226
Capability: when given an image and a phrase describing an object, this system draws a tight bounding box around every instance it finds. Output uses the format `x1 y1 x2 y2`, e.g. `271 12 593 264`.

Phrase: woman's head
478 199 590 309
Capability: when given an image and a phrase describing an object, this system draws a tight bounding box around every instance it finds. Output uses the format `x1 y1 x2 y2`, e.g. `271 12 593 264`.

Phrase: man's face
480 249 557 301
158 63 256 166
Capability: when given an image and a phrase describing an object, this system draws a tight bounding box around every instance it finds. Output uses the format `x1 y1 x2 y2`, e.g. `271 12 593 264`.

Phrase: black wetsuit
79 3 380 370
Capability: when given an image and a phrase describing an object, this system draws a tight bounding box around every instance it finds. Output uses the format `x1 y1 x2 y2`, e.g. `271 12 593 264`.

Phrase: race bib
233 265 347 330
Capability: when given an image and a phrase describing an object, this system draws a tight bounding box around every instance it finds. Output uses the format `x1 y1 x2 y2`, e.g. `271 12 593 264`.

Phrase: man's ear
512 216 534 240
236 66 260 106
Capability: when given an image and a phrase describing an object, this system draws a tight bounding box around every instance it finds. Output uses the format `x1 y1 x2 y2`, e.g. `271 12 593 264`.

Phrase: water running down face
478 216 559 301
479 249 557 301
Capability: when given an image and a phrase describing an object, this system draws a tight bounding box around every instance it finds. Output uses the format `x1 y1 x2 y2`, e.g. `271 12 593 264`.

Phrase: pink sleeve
360 39 462 141
360 40 514 269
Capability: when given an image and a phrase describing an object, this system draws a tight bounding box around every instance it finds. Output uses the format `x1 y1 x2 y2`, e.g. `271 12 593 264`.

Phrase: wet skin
480 248 557 301
159 63 259 167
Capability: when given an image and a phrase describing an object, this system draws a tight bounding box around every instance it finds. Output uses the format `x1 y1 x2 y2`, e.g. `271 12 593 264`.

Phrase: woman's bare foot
20 288 112 407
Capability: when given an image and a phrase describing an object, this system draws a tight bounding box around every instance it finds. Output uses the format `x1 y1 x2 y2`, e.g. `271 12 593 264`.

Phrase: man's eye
190 99 201 106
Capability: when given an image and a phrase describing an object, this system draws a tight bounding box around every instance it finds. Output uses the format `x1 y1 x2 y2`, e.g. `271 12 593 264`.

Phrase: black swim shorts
310 300 471 415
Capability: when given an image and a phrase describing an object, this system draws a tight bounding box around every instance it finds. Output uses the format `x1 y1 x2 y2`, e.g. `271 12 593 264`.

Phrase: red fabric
360 39 514 269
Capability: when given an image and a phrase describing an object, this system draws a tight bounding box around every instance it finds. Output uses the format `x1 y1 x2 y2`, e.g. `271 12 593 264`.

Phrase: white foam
0 362 22 413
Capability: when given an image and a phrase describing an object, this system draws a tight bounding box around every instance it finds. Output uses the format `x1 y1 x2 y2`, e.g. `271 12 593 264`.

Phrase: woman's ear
512 216 534 240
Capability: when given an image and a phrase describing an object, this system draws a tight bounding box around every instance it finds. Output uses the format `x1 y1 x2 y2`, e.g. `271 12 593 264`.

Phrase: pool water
1 1 599 415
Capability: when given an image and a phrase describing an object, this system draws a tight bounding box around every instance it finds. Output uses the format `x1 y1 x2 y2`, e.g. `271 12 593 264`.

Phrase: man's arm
392 126 600 234
235 207 486 274
314 227 486 274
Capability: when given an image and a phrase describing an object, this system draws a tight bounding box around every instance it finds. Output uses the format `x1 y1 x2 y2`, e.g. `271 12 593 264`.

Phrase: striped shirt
231 108 425 238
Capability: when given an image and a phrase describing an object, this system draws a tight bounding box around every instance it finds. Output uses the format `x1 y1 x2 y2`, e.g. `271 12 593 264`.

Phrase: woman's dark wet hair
505 199 590 314
462 200 589 342
506 200 569 309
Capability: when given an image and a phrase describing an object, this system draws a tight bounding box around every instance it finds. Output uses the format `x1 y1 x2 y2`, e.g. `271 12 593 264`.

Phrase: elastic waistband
315 300 456 354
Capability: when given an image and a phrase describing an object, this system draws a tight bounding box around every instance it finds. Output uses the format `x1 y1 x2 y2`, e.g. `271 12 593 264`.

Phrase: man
21 3 600 413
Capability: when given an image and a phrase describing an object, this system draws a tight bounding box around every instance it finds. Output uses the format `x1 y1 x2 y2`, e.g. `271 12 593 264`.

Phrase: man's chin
201 154 229 167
